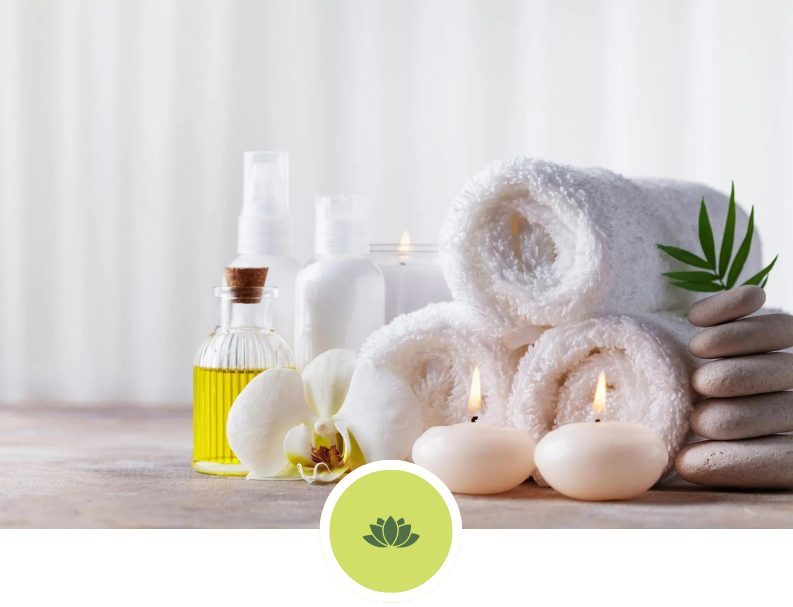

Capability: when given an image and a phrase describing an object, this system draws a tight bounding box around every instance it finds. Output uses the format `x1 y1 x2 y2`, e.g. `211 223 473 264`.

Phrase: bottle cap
315 195 370 256
237 151 292 256
223 267 269 303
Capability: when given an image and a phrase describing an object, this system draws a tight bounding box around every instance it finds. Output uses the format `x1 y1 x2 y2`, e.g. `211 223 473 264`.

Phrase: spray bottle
227 151 299 347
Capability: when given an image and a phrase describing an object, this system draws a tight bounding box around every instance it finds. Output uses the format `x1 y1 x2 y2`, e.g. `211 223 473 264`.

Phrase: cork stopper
224 267 269 303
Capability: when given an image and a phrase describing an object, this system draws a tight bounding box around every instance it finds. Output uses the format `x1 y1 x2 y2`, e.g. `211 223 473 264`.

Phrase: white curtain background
1 0 791 403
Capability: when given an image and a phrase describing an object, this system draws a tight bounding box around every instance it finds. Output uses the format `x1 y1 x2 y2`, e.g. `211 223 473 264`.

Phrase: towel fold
440 157 762 336
359 301 520 429
509 313 701 479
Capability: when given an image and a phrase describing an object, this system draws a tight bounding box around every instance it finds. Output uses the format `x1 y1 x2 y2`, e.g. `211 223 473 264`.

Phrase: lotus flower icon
363 516 419 548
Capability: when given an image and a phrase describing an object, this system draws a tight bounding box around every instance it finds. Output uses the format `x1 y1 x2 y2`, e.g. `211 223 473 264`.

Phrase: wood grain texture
1 404 793 528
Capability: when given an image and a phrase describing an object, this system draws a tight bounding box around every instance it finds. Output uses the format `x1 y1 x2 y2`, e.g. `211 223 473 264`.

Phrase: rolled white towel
440 157 762 336
359 301 521 429
509 312 701 480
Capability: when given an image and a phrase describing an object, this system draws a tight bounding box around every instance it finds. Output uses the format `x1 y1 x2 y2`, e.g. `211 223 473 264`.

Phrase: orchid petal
283 423 315 467
334 420 365 469
335 363 425 463
227 369 310 478
248 462 303 481
313 417 337 438
302 349 358 417
313 466 349 483
297 462 348 484
335 421 352 465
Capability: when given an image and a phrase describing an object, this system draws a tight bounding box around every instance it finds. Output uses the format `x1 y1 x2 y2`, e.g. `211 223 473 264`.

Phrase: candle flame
467 366 482 414
398 230 411 255
593 371 607 415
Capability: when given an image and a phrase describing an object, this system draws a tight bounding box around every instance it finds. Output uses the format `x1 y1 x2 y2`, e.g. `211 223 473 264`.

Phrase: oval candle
534 372 667 501
412 367 536 494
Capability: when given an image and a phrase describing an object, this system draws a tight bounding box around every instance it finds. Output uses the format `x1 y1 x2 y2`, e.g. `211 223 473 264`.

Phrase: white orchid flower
227 349 424 483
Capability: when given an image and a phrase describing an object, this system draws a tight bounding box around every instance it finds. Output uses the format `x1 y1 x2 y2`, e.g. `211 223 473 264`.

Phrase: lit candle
370 231 452 323
534 372 667 501
412 367 537 494
398 230 411 261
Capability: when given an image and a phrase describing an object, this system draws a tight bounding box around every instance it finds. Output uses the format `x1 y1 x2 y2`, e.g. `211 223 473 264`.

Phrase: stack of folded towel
361 156 763 473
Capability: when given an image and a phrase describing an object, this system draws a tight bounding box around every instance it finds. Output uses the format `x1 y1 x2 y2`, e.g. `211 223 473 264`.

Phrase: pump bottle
227 151 299 347
294 195 385 369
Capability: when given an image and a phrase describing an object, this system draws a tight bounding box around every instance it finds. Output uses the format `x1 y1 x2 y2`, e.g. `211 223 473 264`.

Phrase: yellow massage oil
192 367 267 475
192 267 295 476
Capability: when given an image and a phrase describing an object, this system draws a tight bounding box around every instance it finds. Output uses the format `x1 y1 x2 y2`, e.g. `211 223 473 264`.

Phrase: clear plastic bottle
227 152 299 348
193 270 294 476
294 195 385 369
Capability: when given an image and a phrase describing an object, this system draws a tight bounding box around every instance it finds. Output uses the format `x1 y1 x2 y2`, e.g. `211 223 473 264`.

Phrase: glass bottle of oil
193 267 294 475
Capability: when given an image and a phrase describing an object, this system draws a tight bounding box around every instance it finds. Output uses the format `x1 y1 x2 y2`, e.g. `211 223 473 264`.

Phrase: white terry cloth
440 156 762 335
509 312 701 481
359 301 522 429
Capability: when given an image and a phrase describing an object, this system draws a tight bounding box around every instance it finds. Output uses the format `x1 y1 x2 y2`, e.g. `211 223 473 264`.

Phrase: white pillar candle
412 367 537 494
534 372 667 501
370 232 452 323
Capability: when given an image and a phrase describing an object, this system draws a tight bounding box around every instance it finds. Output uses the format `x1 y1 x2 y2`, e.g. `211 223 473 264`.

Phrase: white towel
359 301 521 429
440 157 762 335
509 313 701 480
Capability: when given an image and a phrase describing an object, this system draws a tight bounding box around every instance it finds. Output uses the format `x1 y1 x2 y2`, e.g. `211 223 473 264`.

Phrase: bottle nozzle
243 151 289 217
237 151 293 256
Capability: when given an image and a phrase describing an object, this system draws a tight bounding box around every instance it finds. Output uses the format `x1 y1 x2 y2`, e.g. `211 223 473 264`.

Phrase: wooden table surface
2 404 792 529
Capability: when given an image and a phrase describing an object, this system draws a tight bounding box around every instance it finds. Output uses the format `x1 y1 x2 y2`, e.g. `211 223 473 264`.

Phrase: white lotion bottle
294 195 385 369
227 152 299 348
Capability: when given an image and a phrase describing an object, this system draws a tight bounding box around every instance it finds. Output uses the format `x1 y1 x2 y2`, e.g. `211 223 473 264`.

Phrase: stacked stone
675 286 793 488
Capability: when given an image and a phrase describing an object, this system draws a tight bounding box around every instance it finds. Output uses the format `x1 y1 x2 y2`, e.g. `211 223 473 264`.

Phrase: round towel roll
440 156 761 335
509 313 700 479
359 302 521 429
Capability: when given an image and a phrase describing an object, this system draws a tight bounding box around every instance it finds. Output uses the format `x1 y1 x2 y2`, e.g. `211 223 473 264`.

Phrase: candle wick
471 416 478 423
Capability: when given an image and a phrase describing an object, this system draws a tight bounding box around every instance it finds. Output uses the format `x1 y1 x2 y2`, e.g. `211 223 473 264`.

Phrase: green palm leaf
742 255 777 286
670 281 724 293
726 206 754 289
698 198 716 268
659 183 776 295
718 183 736 278
663 271 719 283
657 245 713 270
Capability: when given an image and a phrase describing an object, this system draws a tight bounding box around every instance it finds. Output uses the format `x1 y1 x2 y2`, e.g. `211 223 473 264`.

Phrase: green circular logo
320 461 462 602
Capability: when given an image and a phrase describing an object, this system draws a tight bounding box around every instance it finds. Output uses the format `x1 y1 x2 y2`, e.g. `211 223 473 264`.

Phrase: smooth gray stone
690 392 793 440
688 286 765 327
675 435 793 488
691 353 793 397
689 314 793 359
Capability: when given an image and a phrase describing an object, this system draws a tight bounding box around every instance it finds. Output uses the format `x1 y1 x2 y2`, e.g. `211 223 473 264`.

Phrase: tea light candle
370 232 452 323
412 367 537 494
534 372 667 501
